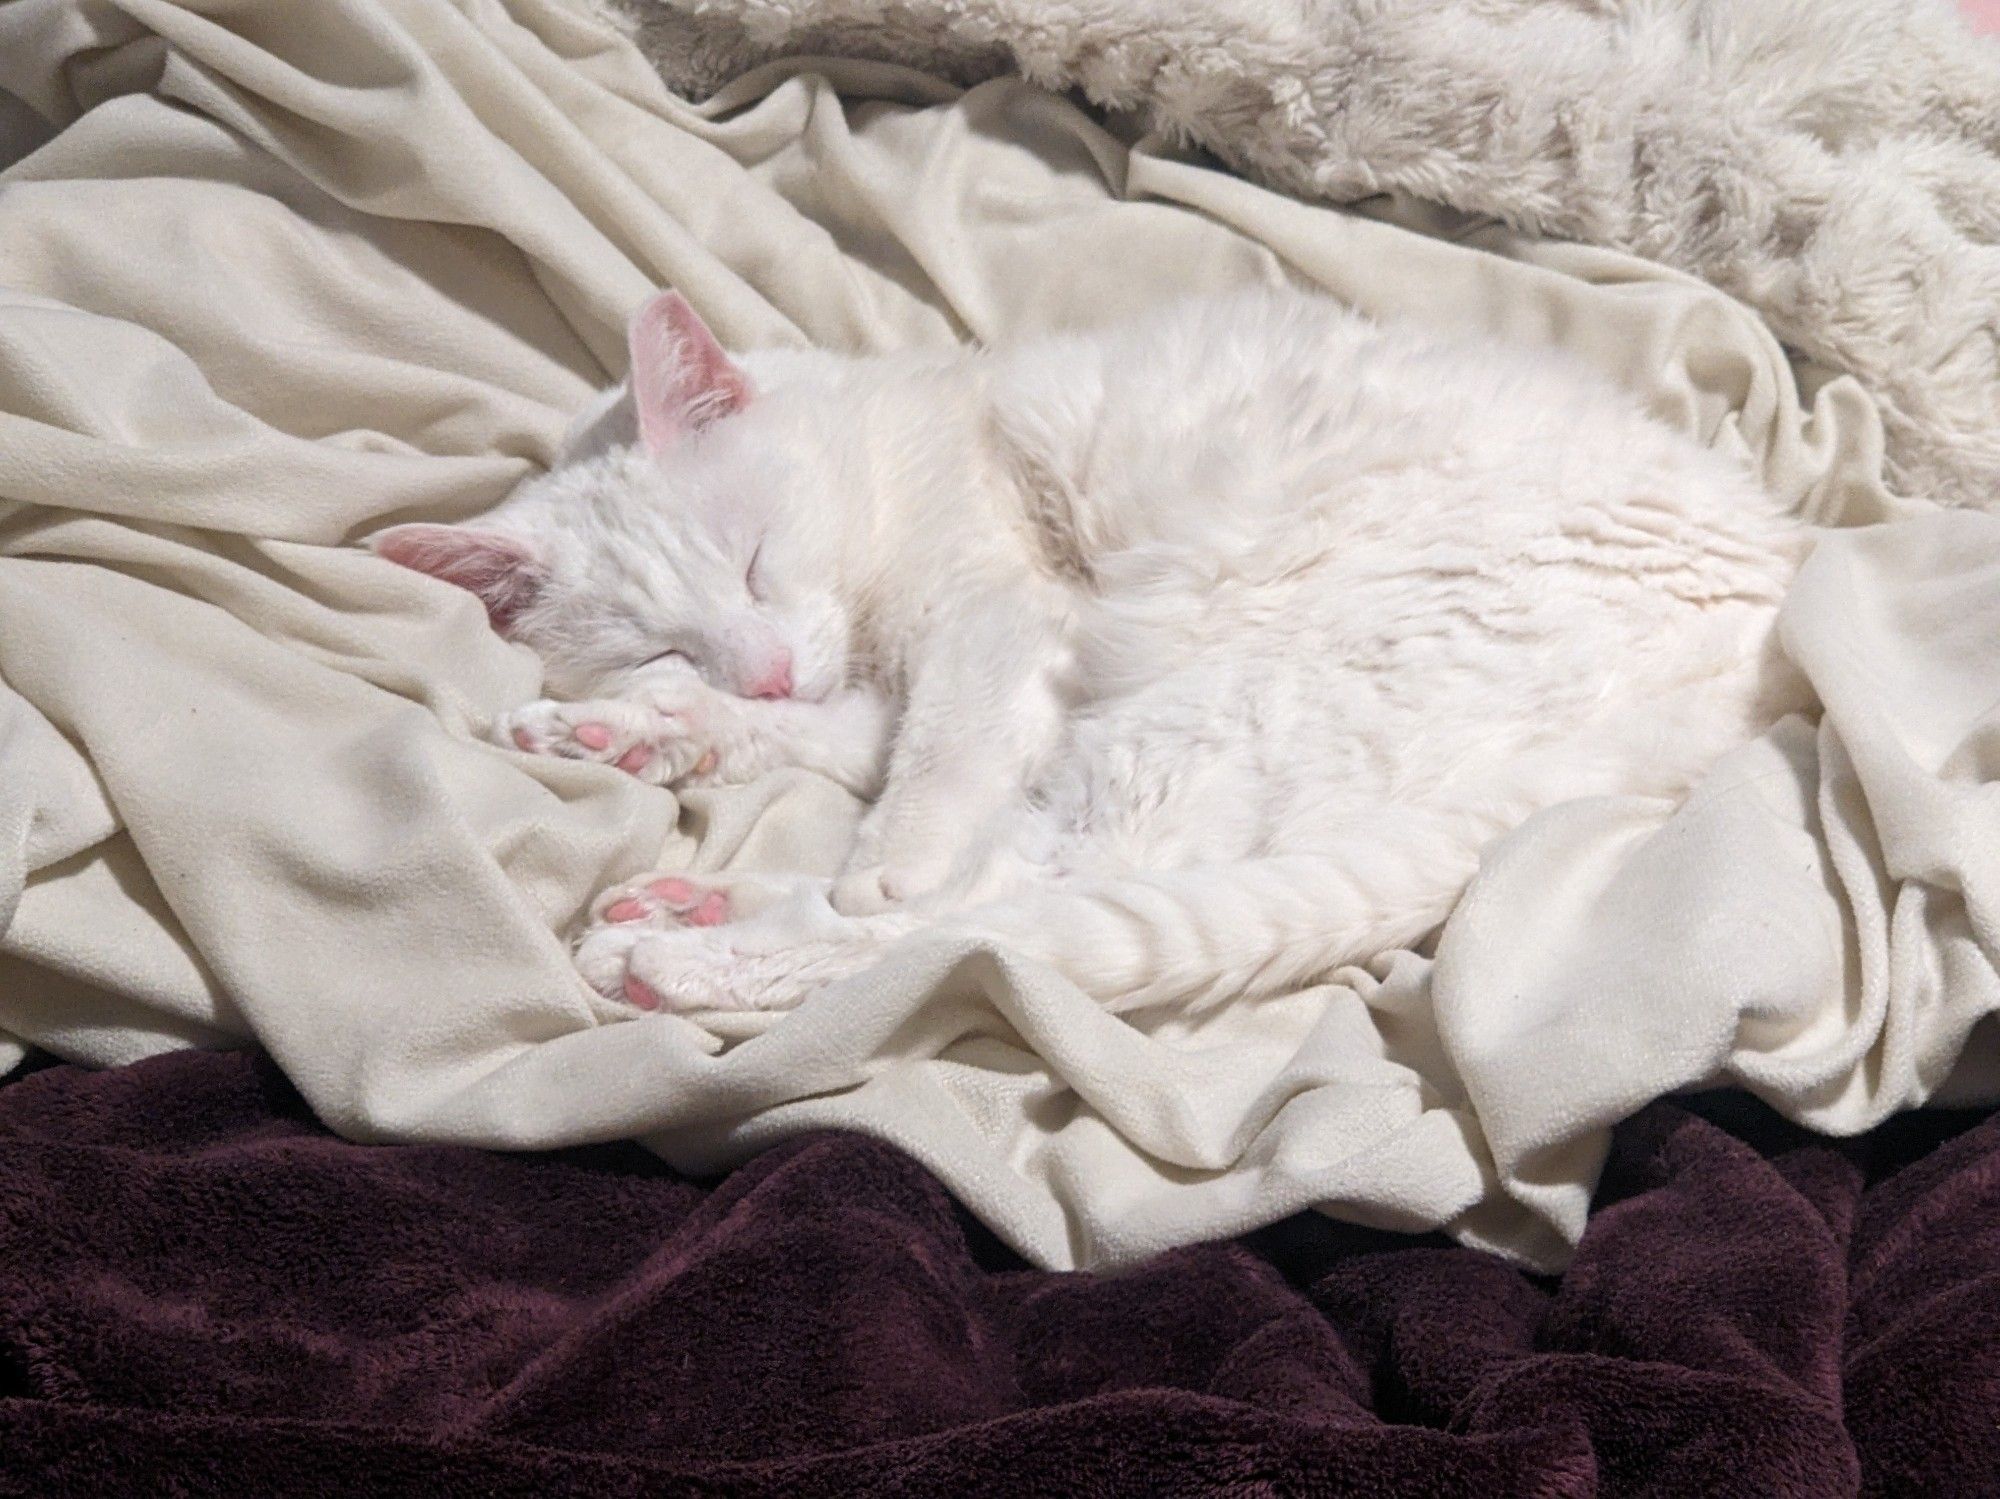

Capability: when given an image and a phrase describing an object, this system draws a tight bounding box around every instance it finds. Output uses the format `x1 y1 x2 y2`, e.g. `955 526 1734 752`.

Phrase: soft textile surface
5 1049 1999 1496
610 0 2000 510
0 0 1996 1272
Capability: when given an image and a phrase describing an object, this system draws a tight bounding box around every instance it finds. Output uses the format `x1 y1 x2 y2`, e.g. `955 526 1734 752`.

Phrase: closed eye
745 542 766 600
641 647 689 669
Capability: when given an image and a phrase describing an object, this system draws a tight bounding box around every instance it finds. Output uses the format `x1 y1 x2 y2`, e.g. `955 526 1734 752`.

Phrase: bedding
4 1048 1998 1495
0 0 1995 1275
607 0 2000 512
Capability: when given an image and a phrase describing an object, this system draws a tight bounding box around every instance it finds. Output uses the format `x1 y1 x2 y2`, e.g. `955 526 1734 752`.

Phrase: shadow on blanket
1 1051 1993 1497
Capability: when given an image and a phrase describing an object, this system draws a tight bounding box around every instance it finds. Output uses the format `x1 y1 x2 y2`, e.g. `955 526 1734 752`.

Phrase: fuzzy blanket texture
5 1049 1999 1496
0 0 1996 1275
607 0 2000 511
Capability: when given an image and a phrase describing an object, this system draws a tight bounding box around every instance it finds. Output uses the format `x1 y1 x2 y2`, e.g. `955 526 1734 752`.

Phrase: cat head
371 291 851 703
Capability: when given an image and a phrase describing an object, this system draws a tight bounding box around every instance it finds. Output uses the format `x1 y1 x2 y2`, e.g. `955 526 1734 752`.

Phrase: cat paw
495 699 718 785
588 874 734 930
573 924 765 1013
575 876 749 1012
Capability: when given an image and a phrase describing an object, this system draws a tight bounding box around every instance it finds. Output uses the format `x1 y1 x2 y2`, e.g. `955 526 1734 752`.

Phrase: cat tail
949 814 1479 1013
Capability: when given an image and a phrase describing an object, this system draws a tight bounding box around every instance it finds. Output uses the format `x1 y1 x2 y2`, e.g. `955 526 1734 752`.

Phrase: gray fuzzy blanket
602 0 2000 510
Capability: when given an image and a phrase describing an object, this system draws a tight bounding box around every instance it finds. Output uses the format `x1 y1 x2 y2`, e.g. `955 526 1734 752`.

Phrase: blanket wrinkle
8 1051 2000 1495
0 0 1994 1279
602 0 2000 511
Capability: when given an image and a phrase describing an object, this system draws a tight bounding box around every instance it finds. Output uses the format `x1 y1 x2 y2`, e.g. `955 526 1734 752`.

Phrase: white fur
383 287 1812 1015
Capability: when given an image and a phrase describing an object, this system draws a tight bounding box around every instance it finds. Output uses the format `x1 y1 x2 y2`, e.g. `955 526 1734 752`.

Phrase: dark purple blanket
1 1050 1994 1496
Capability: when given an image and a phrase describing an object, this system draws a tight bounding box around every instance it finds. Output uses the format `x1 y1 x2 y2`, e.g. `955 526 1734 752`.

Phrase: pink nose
747 652 793 700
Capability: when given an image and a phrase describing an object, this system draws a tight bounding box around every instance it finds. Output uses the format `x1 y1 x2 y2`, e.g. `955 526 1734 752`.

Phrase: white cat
374 287 1811 1015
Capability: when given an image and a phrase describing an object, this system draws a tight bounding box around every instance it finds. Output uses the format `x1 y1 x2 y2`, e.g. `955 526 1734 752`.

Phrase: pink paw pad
688 892 730 927
616 743 653 774
692 749 719 776
604 898 650 923
573 722 613 752
648 878 696 903
511 726 535 751
622 973 661 1011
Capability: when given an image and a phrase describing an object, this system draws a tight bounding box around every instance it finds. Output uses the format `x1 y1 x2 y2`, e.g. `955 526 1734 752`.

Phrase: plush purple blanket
1 1050 1994 1496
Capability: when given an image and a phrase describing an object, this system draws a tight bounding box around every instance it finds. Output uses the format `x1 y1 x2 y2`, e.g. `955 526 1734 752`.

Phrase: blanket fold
0 0 1994 1272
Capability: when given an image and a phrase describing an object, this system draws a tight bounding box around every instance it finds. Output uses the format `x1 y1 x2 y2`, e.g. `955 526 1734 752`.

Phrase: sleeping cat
374 287 1811 1015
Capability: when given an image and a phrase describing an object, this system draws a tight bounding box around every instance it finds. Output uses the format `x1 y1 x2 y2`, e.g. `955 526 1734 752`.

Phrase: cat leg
833 590 1068 914
573 893 915 1013
617 671 895 793
495 672 892 794
578 812 1480 1016
678 685 893 796
572 798 1060 1014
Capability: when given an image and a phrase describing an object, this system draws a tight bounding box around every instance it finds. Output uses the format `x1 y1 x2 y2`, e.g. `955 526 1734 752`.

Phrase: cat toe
633 931 778 1012
573 924 703 1012
573 923 644 1002
587 875 734 930
653 738 721 786
573 925 758 1014
497 702 619 762
494 703 563 756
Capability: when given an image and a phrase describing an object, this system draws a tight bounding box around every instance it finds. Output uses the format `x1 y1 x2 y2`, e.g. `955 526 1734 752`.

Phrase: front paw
494 698 717 785
574 923 767 1014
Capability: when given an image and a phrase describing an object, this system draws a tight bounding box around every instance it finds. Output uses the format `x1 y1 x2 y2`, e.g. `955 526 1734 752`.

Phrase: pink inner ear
629 290 752 454
371 524 545 634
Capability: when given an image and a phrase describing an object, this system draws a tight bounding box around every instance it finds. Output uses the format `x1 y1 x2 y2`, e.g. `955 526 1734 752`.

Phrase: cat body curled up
374 287 1811 1015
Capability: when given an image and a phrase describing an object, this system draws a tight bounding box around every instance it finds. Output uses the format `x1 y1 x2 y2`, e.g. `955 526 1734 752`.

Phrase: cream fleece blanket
0 0 1994 1271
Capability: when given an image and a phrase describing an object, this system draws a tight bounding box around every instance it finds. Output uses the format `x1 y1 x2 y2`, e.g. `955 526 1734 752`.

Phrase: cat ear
628 290 751 454
370 524 547 634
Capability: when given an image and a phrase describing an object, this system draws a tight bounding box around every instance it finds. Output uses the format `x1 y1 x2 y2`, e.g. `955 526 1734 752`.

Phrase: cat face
372 291 850 703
